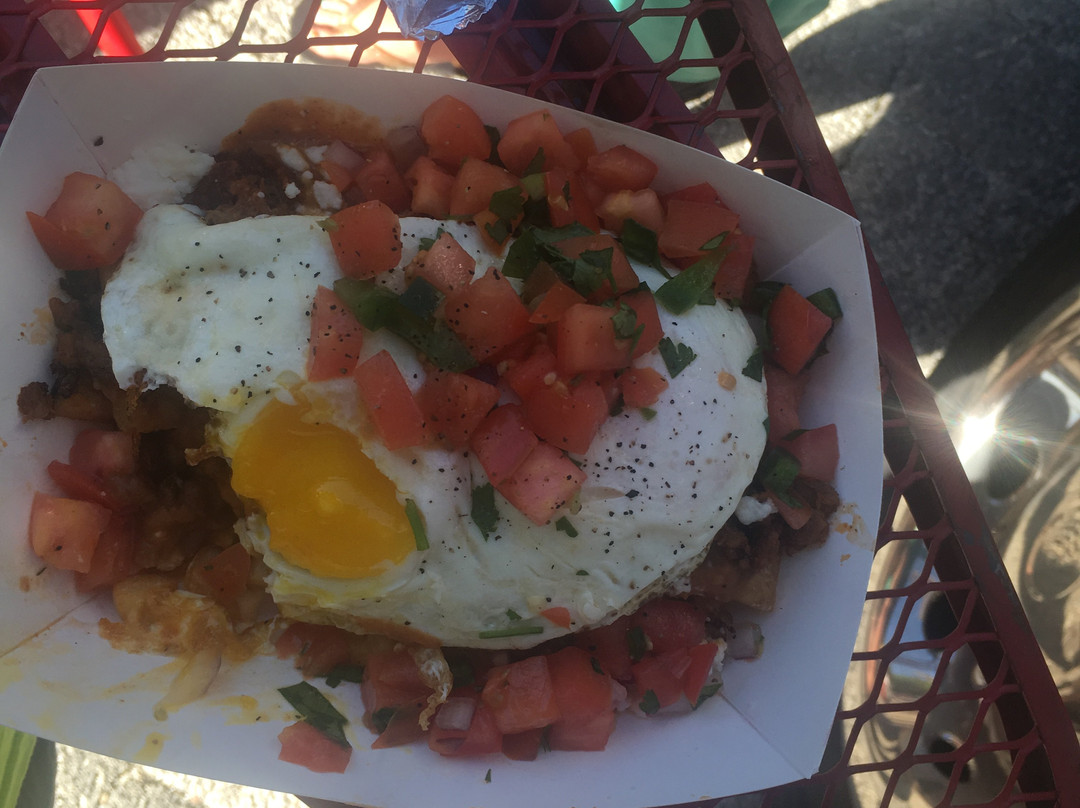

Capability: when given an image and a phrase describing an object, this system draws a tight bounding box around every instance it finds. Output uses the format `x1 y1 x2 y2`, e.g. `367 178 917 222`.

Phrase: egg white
102 209 767 649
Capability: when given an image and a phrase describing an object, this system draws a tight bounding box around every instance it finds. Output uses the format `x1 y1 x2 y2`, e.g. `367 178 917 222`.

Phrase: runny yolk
230 398 414 579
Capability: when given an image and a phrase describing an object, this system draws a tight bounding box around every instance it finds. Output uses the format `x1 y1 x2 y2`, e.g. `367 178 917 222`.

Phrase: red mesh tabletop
2 1 1078 805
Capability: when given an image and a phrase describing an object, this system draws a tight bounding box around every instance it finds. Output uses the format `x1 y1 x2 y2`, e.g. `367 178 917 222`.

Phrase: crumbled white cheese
312 180 342 211
283 182 300 200
735 495 776 525
276 144 308 172
304 145 328 164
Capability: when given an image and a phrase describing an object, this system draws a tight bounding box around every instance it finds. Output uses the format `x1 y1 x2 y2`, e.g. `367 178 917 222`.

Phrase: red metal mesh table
3 1 1078 805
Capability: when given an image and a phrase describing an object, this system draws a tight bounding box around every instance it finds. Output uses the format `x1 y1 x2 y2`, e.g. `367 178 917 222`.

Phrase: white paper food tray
0 63 881 808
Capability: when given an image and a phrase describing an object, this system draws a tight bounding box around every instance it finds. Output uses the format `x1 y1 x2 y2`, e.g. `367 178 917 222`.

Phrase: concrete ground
24 0 1080 805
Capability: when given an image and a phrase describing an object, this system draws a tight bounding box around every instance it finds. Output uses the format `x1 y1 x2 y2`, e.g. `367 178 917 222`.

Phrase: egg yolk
230 398 415 578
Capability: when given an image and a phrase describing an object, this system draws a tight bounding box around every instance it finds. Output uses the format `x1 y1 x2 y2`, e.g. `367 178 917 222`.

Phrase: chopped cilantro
742 347 764 381
658 337 697 377
471 483 499 539
555 517 579 537
627 625 648 662
405 499 428 551
758 447 802 505
278 682 350 748
324 664 365 688
316 217 339 232
506 608 522 621
808 287 843 320
699 231 729 251
619 219 668 275
485 769 492 784
576 569 590 576
590 657 604 674
523 146 547 176
654 242 732 314
571 247 615 297
639 689 661 715
639 406 658 420
399 276 443 320
694 681 723 709
610 302 644 352
371 706 396 734
416 226 446 253
485 125 502 165
478 624 545 640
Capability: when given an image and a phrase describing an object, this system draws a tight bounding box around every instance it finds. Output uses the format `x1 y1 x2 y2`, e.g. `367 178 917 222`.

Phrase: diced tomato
554 233 639 303
469 404 540 487
448 158 520 218
186 542 251 608
497 109 580 176
275 622 362 678
631 653 685 709
69 428 135 479
362 647 433 714
585 145 658 192
472 208 518 252
575 616 634 682
632 598 707 654
548 708 616 752
353 148 411 213
712 232 756 302
764 363 807 443
619 289 664 358
497 441 587 525
46 461 119 510
481 655 561 735
320 159 354 192
544 169 600 232
404 155 454 218
782 423 839 481
443 267 534 360
595 188 664 234
417 370 500 448
664 182 719 204
540 606 572 629
658 198 741 261
26 172 143 271
420 95 491 169
564 127 598 165
410 230 476 295
682 643 719 705
769 491 813 530
308 285 364 381
528 280 586 325
501 728 546 761
352 350 427 450
547 647 613 717
502 343 558 401
428 694 502 757
75 515 137 592
620 366 668 408
278 720 351 773
767 284 835 375
521 379 608 455
555 304 634 375
28 492 111 573
328 201 402 278
586 369 622 414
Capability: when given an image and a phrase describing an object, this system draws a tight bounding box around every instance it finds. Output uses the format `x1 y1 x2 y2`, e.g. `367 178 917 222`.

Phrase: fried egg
101 206 767 649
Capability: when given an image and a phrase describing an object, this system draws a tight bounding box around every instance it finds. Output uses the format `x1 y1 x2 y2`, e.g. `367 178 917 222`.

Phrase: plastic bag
384 0 497 39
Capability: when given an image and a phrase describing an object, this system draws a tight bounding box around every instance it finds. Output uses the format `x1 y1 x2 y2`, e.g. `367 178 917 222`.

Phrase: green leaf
654 243 731 314
485 125 502 165
522 146 547 176
658 337 697 378
639 406 658 420
488 186 526 225
619 219 668 274
324 664 365 688
742 347 764 381
571 247 615 297
639 689 661 715
693 680 723 709
471 483 499 539
405 499 428 551
699 231 729 251
485 768 493 783
478 624 545 640
576 569 590 576
278 682 350 748
416 226 446 253
626 625 648 662
334 278 477 372
808 287 843 320
758 447 801 501
610 302 643 343
371 706 396 734
506 608 522 621
555 517 579 538
398 277 443 320
316 217 339 232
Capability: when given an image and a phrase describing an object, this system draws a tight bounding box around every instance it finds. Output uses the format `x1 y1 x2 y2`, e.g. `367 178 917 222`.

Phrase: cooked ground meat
185 147 298 224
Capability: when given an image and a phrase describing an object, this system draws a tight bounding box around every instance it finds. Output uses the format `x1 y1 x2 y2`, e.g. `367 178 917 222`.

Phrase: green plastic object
609 0 829 83
0 727 35 808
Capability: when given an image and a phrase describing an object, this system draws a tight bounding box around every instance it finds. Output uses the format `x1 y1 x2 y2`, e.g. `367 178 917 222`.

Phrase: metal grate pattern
2 1 1078 805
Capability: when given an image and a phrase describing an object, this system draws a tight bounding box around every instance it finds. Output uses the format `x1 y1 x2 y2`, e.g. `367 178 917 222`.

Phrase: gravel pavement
31 0 1080 805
